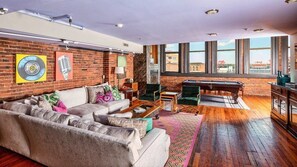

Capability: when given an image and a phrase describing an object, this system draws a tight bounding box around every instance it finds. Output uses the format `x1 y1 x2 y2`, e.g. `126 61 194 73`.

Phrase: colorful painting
55 52 73 81
16 54 47 83
117 55 127 67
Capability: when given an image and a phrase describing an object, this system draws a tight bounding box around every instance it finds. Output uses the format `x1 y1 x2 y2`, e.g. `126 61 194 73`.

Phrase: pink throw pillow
53 100 67 113
96 91 114 104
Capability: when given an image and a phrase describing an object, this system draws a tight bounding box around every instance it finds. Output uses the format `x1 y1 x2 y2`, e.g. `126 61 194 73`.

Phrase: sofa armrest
134 128 170 167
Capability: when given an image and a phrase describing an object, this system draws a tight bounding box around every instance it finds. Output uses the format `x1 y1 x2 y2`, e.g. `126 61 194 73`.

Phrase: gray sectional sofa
56 86 130 119
0 86 171 167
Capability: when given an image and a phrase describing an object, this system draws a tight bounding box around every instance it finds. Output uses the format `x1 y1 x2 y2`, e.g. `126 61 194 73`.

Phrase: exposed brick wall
103 52 134 88
161 76 275 96
0 37 133 101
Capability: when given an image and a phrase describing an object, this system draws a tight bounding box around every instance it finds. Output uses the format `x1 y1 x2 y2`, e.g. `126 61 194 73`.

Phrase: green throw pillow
43 92 60 106
111 87 121 101
136 118 153 132
104 85 111 92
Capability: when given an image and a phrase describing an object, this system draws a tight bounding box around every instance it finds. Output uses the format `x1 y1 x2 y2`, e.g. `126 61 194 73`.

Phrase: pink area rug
153 110 203 167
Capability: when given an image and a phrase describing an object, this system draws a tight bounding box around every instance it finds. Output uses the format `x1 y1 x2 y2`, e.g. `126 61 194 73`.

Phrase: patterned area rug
154 110 203 167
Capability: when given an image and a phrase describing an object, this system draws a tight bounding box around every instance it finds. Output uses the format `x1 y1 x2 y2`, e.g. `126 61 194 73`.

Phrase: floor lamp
115 67 124 88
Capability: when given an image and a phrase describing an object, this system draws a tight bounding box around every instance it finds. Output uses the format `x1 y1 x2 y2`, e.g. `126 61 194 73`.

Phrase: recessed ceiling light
253 28 264 32
285 0 297 3
208 33 217 36
115 23 124 28
205 9 219 15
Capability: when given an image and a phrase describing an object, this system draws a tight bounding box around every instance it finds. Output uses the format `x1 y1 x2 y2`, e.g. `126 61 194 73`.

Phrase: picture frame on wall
16 54 47 83
55 52 73 81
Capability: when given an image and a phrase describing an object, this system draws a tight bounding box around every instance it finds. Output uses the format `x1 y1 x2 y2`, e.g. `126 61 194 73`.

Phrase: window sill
161 72 277 79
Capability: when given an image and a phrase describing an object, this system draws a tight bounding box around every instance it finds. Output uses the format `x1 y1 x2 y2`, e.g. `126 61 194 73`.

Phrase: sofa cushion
67 103 109 119
3 102 32 115
68 118 94 130
56 87 88 108
87 86 105 104
93 112 133 125
38 97 52 110
101 99 130 113
30 108 79 125
108 117 148 138
88 122 142 150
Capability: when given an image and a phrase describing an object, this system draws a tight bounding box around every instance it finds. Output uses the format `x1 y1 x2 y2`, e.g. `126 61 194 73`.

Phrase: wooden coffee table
118 100 160 119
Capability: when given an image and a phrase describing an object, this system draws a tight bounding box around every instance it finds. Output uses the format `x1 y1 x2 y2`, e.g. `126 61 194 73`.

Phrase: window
249 37 271 74
288 37 291 74
217 40 236 73
189 42 205 72
165 43 179 72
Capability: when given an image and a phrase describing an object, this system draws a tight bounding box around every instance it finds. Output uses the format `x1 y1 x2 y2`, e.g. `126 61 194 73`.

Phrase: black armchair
139 84 161 101
177 86 201 115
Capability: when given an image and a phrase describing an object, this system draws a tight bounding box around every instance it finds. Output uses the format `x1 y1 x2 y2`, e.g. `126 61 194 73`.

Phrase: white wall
290 33 297 82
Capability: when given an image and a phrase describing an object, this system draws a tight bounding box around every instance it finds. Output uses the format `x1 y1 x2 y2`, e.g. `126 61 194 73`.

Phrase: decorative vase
277 71 282 85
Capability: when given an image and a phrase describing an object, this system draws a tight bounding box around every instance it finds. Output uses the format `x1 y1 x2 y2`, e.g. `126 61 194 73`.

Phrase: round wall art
16 54 47 83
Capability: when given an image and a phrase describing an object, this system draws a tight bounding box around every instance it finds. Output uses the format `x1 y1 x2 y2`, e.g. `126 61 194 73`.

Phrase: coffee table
118 100 160 119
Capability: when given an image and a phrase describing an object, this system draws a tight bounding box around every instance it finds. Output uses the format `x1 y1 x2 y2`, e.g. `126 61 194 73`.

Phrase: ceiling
1 0 297 45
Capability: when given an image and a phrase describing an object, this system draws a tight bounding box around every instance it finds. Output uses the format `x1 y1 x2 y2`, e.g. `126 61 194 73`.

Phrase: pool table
182 80 244 103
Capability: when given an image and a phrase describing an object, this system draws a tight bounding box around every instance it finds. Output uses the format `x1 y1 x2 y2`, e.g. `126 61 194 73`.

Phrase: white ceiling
1 0 297 45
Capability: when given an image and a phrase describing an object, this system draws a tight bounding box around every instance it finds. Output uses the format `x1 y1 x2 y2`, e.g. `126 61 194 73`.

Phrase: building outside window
217 39 236 73
189 42 205 73
249 37 271 74
165 43 179 72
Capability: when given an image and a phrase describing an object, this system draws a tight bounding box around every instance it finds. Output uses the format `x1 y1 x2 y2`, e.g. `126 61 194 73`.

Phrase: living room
0 1 297 167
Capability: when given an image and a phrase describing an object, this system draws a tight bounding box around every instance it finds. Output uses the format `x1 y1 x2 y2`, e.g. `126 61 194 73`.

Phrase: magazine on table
133 105 151 113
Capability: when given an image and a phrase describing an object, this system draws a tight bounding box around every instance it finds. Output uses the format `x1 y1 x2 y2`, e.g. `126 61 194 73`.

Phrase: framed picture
16 54 47 83
55 52 73 81
117 55 127 67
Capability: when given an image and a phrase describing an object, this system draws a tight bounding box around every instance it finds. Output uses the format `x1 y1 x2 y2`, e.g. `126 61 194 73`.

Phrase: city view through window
217 40 236 73
190 42 205 72
249 37 271 74
165 43 179 72
164 37 275 74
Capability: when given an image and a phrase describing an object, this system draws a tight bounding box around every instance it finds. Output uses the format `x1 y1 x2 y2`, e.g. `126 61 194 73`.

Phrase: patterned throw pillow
96 91 114 104
53 100 67 113
103 85 111 92
107 117 148 138
43 92 60 106
111 87 121 101
38 97 52 111
87 86 105 104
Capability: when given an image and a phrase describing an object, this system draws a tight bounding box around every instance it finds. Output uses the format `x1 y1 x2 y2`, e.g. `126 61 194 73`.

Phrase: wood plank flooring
1 96 297 167
189 95 297 167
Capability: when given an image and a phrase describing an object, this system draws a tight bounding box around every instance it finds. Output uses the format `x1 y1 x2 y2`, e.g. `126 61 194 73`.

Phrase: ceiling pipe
18 10 83 30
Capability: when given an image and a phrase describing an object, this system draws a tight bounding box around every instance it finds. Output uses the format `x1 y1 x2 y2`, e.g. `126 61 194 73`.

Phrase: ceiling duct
19 9 83 30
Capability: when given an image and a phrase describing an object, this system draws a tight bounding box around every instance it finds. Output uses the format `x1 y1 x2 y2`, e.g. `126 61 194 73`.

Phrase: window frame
164 43 180 73
216 40 236 74
248 37 272 75
189 42 206 73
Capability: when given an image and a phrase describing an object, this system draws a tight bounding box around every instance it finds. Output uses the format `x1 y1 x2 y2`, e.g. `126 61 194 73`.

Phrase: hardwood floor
189 95 297 167
1 96 297 167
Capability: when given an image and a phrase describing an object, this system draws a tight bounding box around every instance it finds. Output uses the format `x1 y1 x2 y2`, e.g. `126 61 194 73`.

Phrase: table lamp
115 67 124 87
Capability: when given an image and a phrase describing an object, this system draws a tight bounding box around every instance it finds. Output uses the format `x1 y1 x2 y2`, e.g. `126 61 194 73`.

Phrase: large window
189 42 205 72
165 43 179 72
249 37 271 74
217 40 236 73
